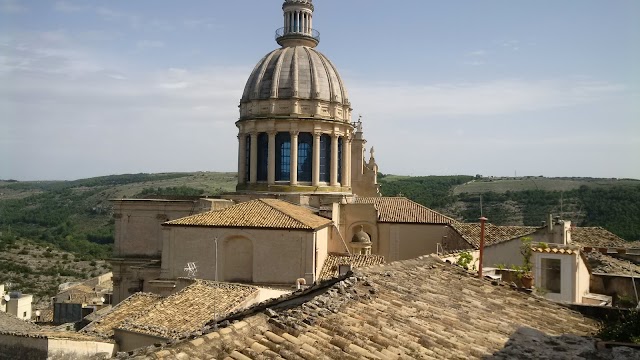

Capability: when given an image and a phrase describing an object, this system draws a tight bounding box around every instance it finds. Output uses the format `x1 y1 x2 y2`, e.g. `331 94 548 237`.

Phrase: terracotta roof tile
532 247 578 255
353 197 455 224
138 256 604 359
0 310 41 335
164 199 332 230
318 253 385 281
451 222 540 248
584 251 640 276
81 292 161 338
571 227 634 248
117 281 259 340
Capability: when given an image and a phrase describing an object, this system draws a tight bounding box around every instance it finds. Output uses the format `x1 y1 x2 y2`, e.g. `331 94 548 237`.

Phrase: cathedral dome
241 46 349 106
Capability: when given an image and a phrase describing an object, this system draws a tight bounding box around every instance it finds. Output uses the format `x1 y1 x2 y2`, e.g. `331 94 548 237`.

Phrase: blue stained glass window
319 134 331 183
298 133 313 182
275 132 291 181
257 133 268 181
245 135 251 182
337 137 343 184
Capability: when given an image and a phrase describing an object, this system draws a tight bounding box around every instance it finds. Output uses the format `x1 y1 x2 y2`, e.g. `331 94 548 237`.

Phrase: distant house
0 310 114 359
0 284 33 321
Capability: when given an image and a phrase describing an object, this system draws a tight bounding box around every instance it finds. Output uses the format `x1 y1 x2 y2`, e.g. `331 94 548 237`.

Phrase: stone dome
241 46 349 106
351 226 371 244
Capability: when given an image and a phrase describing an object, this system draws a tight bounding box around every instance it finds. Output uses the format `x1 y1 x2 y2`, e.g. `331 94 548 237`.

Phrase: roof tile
451 222 540 248
318 253 385 281
353 197 455 224
138 256 606 359
165 199 332 230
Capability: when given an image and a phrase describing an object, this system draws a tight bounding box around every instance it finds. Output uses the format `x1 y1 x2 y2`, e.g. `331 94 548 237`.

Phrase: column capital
290 130 300 137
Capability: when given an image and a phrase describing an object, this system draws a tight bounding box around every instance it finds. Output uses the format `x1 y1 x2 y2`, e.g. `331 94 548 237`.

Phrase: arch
223 236 253 282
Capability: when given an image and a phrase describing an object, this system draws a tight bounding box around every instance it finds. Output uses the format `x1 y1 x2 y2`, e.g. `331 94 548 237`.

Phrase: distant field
453 177 640 195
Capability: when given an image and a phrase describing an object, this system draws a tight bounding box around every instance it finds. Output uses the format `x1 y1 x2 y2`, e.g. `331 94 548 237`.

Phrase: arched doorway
224 237 253 282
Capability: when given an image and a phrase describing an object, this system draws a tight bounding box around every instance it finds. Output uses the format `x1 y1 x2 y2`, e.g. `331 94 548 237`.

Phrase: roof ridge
259 198 323 230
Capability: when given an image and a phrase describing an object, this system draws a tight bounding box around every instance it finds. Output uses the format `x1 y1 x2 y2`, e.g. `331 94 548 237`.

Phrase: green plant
598 310 640 343
520 237 533 274
496 263 506 270
457 251 473 270
538 242 548 250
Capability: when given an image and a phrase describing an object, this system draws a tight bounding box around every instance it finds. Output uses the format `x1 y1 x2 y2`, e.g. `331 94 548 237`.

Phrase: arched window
298 132 313 182
337 136 343 184
275 132 291 181
319 134 331 183
257 133 268 181
245 135 251 182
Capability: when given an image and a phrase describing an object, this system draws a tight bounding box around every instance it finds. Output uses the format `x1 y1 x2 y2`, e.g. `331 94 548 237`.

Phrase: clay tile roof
531 247 578 255
81 292 162 338
0 310 41 335
451 222 540 248
584 251 640 276
116 281 259 340
318 253 385 281
353 196 455 224
164 199 332 230
140 255 603 359
571 227 633 248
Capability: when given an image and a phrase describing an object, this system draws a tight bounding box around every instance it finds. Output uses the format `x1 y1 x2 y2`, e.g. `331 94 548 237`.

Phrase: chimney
548 214 553 232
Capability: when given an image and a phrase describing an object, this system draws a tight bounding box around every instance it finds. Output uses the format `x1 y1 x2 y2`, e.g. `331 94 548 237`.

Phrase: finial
276 0 319 48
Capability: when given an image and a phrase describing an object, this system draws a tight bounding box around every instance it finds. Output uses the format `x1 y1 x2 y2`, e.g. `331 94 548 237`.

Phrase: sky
1 0 638 181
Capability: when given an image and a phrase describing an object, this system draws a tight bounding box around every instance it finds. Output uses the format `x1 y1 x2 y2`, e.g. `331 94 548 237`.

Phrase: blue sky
1 0 638 180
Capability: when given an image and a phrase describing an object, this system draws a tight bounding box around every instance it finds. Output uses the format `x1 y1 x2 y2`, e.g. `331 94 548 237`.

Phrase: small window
23 311 27 318
541 258 561 293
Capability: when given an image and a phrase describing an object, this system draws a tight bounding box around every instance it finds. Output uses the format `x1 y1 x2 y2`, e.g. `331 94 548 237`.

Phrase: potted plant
519 237 534 289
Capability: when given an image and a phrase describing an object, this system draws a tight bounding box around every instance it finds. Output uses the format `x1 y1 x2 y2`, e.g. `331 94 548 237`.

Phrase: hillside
0 172 237 260
379 175 640 241
0 237 109 307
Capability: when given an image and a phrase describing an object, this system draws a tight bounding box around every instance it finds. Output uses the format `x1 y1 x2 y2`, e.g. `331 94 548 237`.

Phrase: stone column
238 133 246 184
344 135 352 186
312 132 321 186
330 133 339 186
290 131 299 185
268 131 276 184
250 132 258 184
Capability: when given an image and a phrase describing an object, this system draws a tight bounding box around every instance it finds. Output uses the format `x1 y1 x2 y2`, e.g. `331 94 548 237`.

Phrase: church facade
110 0 455 304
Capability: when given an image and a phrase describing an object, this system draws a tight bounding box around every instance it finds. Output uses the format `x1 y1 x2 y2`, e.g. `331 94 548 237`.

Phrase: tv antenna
184 262 198 278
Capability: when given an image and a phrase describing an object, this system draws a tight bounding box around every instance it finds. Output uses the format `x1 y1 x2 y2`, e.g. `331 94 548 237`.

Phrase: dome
241 46 349 106
351 226 371 244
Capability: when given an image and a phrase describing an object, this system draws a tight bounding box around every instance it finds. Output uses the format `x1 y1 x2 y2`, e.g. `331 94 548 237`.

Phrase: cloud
53 1 88 12
468 50 487 57
0 0 26 13
348 78 625 118
0 38 251 180
137 40 165 49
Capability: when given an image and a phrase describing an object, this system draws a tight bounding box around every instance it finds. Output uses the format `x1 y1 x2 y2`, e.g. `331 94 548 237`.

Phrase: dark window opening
275 132 291 181
245 135 251 182
337 137 343 184
298 132 313 182
541 258 561 293
257 133 268 181
319 134 331 183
